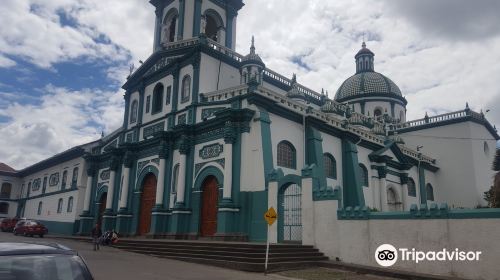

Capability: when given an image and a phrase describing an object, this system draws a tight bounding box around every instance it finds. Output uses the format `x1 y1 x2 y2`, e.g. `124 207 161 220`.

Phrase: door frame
199 175 220 236
193 166 224 236
277 175 302 243
137 172 157 236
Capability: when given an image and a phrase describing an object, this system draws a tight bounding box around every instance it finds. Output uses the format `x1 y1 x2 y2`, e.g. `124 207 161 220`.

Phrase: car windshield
0 254 88 280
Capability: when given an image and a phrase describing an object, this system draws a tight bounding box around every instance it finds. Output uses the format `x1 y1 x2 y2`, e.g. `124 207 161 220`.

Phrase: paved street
0 232 402 280
0 232 283 280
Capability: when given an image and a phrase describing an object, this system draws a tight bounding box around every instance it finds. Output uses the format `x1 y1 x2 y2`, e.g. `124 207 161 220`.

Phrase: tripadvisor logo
375 244 482 267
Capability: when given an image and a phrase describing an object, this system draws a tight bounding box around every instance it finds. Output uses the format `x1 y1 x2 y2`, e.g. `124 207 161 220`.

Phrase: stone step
116 240 313 249
114 243 320 254
126 248 327 263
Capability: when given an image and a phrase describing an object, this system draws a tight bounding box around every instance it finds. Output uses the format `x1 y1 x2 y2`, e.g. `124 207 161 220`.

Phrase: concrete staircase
71 237 328 272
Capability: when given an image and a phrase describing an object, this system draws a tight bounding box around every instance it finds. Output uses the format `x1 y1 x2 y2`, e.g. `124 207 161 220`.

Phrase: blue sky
1 0 500 169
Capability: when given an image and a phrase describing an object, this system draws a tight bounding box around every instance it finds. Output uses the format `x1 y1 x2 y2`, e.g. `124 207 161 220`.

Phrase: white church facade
2 1 500 278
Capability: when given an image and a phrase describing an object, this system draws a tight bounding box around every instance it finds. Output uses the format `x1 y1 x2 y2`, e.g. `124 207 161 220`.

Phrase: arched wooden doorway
97 193 107 227
137 173 157 236
200 176 219 237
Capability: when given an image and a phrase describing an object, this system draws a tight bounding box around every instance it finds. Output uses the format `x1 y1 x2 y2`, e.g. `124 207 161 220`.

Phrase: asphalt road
0 232 284 280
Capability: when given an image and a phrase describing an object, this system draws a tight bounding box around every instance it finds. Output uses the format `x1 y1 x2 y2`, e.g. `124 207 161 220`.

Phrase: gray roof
334 71 402 102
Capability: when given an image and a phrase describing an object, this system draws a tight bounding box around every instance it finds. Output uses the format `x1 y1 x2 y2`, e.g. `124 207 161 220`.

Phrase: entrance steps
64 236 329 272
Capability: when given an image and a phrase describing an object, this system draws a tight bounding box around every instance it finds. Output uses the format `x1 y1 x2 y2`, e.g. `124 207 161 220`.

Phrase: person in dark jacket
91 223 102 251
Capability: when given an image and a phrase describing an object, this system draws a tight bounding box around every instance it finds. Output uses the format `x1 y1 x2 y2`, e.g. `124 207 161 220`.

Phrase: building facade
1 0 499 247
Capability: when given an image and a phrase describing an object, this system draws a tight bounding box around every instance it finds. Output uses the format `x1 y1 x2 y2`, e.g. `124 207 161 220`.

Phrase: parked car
0 217 19 232
0 242 94 280
13 220 48 237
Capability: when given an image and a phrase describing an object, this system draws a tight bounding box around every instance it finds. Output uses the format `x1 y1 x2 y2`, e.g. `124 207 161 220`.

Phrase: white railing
162 37 200 50
262 69 323 103
392 109 476 130
398 144 436 164
202 84 249 102
206 39 244 62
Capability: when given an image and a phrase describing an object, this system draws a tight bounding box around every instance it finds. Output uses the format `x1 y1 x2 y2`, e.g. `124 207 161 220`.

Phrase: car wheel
13 230 17 236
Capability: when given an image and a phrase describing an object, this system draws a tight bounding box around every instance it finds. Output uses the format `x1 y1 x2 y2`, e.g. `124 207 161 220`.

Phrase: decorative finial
326 90 329 98
465 102 469 109
101 131 104 138
321 88 324 95
250 36 255 54
291 73 297 84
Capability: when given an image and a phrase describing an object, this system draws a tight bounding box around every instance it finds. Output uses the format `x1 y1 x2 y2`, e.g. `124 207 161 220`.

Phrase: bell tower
150 0 244 52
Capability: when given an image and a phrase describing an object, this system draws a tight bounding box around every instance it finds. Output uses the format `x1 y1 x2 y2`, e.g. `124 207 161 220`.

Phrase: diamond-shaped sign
264 207 277 225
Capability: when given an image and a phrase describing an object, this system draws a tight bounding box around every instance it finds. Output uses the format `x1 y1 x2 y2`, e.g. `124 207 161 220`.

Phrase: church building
1 0 498 246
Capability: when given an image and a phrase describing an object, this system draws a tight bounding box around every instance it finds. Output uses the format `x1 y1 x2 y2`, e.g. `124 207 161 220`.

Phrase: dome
334 71 403 102
241 36 265 67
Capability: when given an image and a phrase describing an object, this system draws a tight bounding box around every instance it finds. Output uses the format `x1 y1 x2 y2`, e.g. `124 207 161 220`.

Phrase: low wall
311 200 500 280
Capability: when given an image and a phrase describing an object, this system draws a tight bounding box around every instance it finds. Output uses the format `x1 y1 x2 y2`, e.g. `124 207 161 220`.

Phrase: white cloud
0 55 16 68
0 85 123 169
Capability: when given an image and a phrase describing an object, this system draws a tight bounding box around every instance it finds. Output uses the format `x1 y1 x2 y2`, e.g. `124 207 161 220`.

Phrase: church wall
169 150 180 209
400 122 482 208
405 166 420 210
177 64 194 112
240 114 265 192
127 90 140 130
142 75 174 125
269 112 304 177
469 122 497 206
0 174 19 217
320 132 343 191
162 1 179 24
183 0 194 39
199 54 240 94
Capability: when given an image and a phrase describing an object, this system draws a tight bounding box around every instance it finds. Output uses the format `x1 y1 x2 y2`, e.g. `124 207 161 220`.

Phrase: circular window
484 141 490 156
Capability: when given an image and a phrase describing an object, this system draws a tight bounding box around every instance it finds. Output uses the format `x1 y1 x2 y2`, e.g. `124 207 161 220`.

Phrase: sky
1 0 500 170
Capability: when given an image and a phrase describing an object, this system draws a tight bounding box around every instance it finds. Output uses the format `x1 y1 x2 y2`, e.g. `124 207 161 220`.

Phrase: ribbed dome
334 71 402 102
241 36 265 67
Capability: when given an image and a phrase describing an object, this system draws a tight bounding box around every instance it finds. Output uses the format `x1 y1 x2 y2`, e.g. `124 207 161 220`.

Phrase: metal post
265 224 270 275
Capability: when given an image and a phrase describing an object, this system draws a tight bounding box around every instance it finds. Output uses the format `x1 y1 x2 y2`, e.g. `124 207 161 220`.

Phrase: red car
13 220 48 238
0 218 19 232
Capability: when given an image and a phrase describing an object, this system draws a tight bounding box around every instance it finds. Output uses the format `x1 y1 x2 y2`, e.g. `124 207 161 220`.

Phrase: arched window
204 10 223 42
426 183 435 201
323 153 337 179
399 110 405 122
37 201 43 215
374 108 382 117
0 202 8 214
387 187 399 211
0 183 12 199
67 197 74 213
358 164 369 187
171 164 180 194
42 177 47 194
407 178 416 197
152 83 164 114
61 170 68 189
57 198 63 213
162 9 178 43
130 100 138 124
71 167 79 188
181 75 191 103
277 141 296 169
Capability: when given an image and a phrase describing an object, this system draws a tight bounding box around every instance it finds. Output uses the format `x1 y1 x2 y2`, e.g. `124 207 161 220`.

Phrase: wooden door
137 174 157 236
200 176 218 236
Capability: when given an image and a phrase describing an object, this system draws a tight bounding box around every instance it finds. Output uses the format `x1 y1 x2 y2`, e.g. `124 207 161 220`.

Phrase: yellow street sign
264 207 277 225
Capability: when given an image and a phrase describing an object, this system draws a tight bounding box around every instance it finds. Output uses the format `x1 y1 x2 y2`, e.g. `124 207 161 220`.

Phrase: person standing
91 223 102 251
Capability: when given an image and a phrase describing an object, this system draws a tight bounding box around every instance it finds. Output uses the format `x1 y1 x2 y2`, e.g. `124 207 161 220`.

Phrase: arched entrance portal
97 193 107 227
200 176 219 237
137 173 157 236
278 183 302 243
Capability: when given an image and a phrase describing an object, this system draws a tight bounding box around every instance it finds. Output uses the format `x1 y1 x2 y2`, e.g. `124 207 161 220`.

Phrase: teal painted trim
305 125 326 190
390 101 395 118
225 13 234 48
111 168 122 211
136 165 159 191
126 161 138 212
341 138 365 207
130 192 141 235
192 63 200 105
177 0 185 40
360 101 365 115
313 186 341 202
95 185 108 204
277 181 301 242
137 86 145 125
182 149 195 208
278 174 302 190
193 0 202 37
88 175 98 217
163 151 174 208
37 219 75 235
231 133 242 204
123 95 130 129
338 204 500 220
418 165 427 205
193 166 224 190
172 70 179 112
258 110 274 188
16 188 78 202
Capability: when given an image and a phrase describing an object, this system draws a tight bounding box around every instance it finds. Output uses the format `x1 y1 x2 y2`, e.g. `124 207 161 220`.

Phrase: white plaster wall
320 132 343 189
177 64 194 111
312 200 500 279
400 121 492 208
0 175 22 200
183 0 194 39
269 112 304 177
127 91 140 130
23 189 80 223
142 75 174 124
199 54 240 94
240 116 265 191
196 104 230 122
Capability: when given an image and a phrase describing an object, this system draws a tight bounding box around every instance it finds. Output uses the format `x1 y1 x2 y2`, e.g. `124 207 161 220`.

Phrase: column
222 142 233 200
83 172 94 213
105 170 117 211
176 153 187 205
119 166 131 210
268 180 278 244
400 173 408 211
155 158 166 206
377 165 388 212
